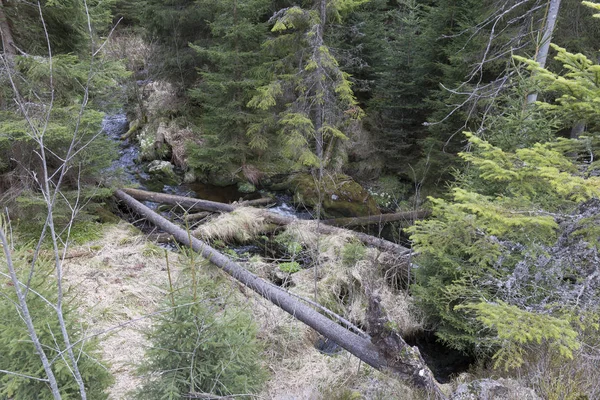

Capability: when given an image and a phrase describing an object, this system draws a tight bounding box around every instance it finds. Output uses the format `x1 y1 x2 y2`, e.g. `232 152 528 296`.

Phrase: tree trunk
314 0 327 178
322 210 431 227
0 0 16 57
120 188 273 212
570 121 586 139
121 188 413 255
183 211 212 223
121 188 237 213
113 189 445 397
527 0 562 104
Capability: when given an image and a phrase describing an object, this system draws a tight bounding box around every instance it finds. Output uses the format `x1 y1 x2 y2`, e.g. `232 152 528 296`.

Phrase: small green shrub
135 278 267 399
0 251 113 399
279 261 301 273
457 301 580 371
274 232 303 257
341 240 366 267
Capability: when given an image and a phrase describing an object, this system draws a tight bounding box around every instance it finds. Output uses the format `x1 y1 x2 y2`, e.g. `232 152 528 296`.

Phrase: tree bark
367 291 445 397
120 188 273 212
121 188 413 255
527 0 562 104
570 121 586 139
0 0 15 57
121 188 237 213
113 189 444 397
183 211 212 223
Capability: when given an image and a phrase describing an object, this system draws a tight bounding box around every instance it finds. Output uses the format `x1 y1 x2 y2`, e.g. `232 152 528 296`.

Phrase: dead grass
248 294 417 400
273 222 424 338
62 219 423 399
63 222 182 399
194 207 270 243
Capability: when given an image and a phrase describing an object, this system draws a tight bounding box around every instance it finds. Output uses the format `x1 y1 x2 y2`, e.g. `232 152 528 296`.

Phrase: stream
101 112 473 383
102 112 304 216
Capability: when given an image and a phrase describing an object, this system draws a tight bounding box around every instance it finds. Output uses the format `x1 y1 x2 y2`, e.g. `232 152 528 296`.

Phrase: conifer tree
343 0 432 175
247 0 366 175
186 0 271 175
140 0 213 87
408 132 600 354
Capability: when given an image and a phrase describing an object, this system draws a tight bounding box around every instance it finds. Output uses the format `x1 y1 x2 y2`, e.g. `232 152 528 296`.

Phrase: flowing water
101 112 304 210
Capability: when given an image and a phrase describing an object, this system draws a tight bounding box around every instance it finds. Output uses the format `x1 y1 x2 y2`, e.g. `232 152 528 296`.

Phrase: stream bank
102 108 476 386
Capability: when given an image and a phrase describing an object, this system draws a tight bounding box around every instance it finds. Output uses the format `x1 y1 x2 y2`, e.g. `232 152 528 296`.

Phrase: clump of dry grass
63 222 183 399
193 207 269 242
277 222 424 338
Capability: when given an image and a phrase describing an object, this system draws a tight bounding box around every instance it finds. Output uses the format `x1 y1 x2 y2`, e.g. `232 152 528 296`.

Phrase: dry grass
273 221 424 338
194 207 270 243
248 294 417 400
63 222 182 399
62 219 424 399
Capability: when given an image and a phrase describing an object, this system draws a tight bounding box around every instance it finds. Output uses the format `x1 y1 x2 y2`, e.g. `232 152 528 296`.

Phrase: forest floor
63 222 175 398
62 222 417 399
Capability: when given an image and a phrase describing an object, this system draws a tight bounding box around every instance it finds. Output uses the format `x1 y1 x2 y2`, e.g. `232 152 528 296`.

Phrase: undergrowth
134 268 267 399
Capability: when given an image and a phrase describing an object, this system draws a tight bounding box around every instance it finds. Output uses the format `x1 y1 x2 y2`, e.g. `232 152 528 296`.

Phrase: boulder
146 160 180 186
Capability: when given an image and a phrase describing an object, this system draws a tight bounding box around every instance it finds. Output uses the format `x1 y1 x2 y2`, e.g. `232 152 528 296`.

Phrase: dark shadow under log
113 189 446 398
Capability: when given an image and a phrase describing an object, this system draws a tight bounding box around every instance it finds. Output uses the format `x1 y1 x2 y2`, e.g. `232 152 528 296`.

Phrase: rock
288 173 380 218
147 160 174 174
237 181 256 194
146 160 180 185
451 378 540 400
203 169 237 187
183 170 196 184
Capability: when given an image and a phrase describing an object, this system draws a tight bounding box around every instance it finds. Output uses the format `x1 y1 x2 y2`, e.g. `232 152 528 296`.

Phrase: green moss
289 173 380 218
279 261 301 273
15 220 105 248
67 221 106 245
237 181 257 193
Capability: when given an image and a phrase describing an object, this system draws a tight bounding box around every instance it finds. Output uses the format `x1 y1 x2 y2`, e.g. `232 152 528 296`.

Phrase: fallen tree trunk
183 211 212 223
121 188 236 213
237 197 275 207
264 212 412 255
114 189 445 397
122 188 412 255
322 210 430 227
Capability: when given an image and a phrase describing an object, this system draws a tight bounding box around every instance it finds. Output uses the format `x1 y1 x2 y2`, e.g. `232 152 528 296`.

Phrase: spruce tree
186 0 271 176
247 0 366 175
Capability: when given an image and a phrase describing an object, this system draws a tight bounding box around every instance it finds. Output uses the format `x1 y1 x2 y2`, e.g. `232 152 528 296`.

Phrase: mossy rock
289 173 380 218
199 169 238 187
145 160 181 186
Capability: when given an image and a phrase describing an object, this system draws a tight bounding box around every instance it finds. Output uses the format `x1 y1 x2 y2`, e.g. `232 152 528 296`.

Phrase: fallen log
122 188 412 255
263 212 412 255
183 211 212 223
147 233 175 244
113 189 445 397
237 197 275 207
322 210 430 227
121 188 236 213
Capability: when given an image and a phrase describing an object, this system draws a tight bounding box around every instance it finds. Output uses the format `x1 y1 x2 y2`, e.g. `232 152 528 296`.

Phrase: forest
1 0 600 399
